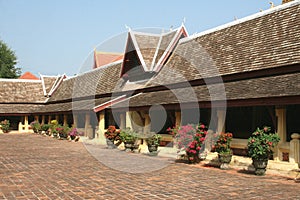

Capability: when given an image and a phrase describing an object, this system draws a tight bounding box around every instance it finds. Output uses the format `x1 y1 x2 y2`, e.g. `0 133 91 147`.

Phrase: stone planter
124 142 135 152
252 158 268 175
106 139 116 149
218 153 232 169
148 144 159 156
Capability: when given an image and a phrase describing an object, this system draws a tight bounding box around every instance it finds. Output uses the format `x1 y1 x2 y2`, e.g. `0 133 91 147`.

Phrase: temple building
0 1 299 165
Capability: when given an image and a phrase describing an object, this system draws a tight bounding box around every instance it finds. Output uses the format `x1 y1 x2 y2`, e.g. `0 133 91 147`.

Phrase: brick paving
0 133 299 200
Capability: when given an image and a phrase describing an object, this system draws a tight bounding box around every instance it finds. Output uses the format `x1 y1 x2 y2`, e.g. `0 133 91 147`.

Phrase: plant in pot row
213 132 233 169
0 119 10 133
247 126 280 175
30 121 41 133
104 125 121 149
146 134 162 156
170 123 208 164
119 128 139 152
31 119 81 142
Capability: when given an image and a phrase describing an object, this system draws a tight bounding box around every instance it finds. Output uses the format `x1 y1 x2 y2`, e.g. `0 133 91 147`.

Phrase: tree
0 40 21 78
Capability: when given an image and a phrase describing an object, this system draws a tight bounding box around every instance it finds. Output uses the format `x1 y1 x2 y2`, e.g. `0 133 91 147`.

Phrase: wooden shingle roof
48 61 122 102
0 79 46 103
145 2 300 87
113 72 300 109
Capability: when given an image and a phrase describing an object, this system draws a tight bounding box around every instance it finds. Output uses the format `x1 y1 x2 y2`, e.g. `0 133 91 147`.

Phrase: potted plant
172 123 208 163
50 120 59 137
68 127 78 140
146 134 162 156
30 121 41 133
119 128 138 152
104 125 121 149
0 119 10 133
213 132 233 169
41 124 50 135
247 126 280 175
57 125 70 139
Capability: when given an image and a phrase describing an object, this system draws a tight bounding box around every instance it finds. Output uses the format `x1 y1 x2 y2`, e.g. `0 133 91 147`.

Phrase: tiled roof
0 104 44 114
94 51 123 69
113 72 300 108
153 31 177 67
145 2 300 87
18 72 39 80
48 62 122 102
0 79 46 103
134 33 160 71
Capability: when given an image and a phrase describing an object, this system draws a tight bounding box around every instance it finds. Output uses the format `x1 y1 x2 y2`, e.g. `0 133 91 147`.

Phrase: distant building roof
19 72 39 80
93 51 123 69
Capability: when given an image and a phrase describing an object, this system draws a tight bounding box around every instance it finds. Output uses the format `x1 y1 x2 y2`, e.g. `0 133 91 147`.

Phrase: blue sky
0 0 282 76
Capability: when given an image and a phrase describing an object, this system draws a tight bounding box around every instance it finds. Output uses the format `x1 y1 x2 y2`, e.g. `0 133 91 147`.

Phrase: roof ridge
0 79 41 83
180 0 300 44
95 51 123 55
76 59 123 78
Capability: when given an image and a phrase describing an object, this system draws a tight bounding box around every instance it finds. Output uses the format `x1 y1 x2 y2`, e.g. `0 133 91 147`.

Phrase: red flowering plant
104 125 120 142
213 132 233 155
247 126 280 160
171 123 208 163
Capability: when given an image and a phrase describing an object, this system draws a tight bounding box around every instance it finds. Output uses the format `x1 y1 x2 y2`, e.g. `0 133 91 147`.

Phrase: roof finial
170 25 173 31
125 24 131 31
269 1 275 8
234 16 238 21
182 17 186 25
260 8 264 12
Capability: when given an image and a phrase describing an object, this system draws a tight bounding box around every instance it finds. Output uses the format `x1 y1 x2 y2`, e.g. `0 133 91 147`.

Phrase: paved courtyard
0 133 299 199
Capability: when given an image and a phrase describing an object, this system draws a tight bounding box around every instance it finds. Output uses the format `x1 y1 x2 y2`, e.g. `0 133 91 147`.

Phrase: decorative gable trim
93 94 127 112
153 25 188 72
129 31 148 71
48 74 66 97
40 74 47 96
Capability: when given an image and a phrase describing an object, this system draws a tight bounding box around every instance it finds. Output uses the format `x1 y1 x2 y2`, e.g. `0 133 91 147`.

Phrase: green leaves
247 126 280 159
0 40 20 78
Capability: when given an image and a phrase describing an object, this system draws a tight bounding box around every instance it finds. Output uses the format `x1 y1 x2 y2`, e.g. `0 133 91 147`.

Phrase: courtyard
0 133 299 199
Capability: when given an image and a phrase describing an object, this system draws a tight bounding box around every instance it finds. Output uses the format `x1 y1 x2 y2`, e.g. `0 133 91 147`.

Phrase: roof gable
19 72 39 80
120 25 188 79
93 51 123 69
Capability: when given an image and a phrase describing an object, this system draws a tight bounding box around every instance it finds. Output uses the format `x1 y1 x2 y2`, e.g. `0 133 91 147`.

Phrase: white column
63 114 68 126
85 113 91 137
217 109 226 133
275 107 287 161
98 111 106 145
126 111 132 129
41 115 45 125
34 115 39 123
24 115 29 132
18 122 23 132
120 113 125 130
55 115 59 122
175 111 181 127
143 113 151 134
48 116 52 124
73 114 78 128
